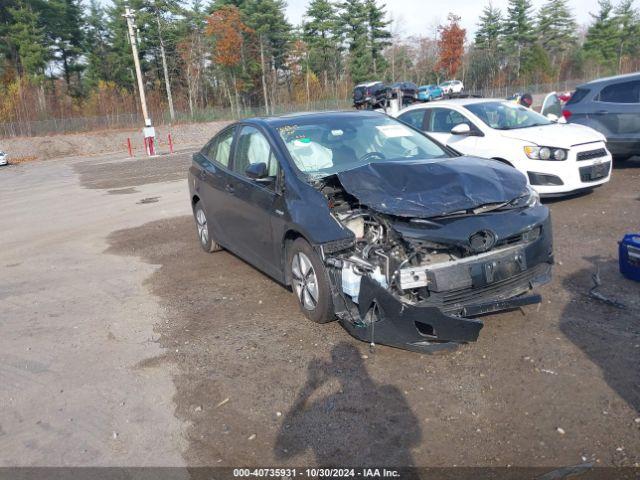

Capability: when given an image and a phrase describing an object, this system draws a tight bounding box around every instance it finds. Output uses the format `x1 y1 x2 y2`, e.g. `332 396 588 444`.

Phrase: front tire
194 202 222 253
287 238 335 324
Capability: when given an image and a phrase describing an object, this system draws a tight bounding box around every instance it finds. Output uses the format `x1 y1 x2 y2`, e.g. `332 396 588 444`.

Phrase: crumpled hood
498 123 605 147
336 157 529 219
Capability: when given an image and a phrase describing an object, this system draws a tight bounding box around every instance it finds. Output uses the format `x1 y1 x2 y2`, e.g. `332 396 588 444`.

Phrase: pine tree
83 0 110 88
6 1 48 79
537 0 577 66
475 3 503 50
103 0 137 88
41 0 85 91
364 0 391 77
612 0 640 71
582 0 619 72
303 0 341 85
244 0 291 71
502 0 536 78
338 0 371 83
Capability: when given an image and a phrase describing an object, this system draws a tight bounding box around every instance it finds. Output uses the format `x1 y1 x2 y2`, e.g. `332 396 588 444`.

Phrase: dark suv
353 81 389 110
563 73 640 160
390 81 419 106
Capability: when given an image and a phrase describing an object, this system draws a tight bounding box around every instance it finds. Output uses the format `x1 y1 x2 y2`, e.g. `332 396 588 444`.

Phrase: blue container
619 234 640 282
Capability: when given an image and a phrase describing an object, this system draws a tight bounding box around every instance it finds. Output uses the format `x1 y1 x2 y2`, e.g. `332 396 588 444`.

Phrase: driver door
423 107 480 154
224 125 284 278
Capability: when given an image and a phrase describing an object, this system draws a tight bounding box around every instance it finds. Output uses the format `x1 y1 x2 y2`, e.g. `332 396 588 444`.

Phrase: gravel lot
0 150 638 470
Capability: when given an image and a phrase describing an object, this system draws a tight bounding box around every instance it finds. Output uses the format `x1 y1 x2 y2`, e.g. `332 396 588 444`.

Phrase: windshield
465 101 551 130
277 115 450 177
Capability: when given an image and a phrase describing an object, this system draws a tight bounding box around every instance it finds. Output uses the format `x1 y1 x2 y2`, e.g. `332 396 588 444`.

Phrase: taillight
562 109 572 120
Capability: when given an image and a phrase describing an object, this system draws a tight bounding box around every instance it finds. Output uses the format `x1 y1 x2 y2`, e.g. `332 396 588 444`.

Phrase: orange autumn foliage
436 14 466 79
205 5 253 69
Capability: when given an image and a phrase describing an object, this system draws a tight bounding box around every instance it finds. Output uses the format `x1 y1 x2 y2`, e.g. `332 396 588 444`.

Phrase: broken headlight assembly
524 146 568 161
508 185 540 209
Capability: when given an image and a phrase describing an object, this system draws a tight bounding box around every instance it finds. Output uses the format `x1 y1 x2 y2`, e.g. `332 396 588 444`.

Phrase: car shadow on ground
613 156 640 170
558 255 640 415
273 341 422 468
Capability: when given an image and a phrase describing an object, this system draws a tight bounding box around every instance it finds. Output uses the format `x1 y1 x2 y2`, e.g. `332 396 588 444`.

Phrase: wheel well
282 230 305 285
492 157 514 167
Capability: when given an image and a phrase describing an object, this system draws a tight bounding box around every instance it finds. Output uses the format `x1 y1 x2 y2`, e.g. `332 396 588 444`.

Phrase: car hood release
335 157 529 219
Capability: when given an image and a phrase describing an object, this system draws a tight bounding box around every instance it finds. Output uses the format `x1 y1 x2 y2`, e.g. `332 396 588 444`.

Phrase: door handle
594 110 609 115
225 183 235 194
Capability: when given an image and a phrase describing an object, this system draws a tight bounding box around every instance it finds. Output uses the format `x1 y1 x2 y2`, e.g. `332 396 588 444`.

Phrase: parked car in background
390 81 419 106
353 81 389 110
439 80 464 95
188 110 553 353
418 84 444 102
0 150 7 166
395 99 612 196
562 72 640 161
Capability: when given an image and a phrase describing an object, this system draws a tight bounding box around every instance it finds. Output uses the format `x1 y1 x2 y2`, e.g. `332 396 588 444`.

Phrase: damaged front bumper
329 253 552 354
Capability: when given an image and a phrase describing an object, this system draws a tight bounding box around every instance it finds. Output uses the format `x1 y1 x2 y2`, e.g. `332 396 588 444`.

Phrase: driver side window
232 126 279 187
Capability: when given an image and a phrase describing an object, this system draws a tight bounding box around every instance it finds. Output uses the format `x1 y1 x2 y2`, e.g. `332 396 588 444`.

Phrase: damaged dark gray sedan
189 111 553 353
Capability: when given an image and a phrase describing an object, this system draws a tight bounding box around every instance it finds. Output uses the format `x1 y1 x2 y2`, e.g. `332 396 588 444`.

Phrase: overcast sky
285 0 607 38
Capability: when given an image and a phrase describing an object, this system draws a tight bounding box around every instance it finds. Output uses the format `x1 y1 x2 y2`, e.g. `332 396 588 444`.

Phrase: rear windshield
566 88 589 105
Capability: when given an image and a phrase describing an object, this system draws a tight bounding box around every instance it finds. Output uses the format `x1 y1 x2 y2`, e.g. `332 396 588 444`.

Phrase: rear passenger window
566 88 589 105
203 128 234 167
597 80 640 104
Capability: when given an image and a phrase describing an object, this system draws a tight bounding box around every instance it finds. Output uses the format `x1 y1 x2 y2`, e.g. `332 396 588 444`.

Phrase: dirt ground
0 149 639 471
1 120 231 162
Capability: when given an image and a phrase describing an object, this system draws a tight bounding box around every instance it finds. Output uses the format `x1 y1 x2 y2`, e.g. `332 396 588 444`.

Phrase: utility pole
155 3 175 122
123 4 151 127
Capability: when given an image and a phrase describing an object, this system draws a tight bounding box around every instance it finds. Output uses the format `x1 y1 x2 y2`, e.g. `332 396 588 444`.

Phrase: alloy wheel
196 208 208 246
291 252 318 311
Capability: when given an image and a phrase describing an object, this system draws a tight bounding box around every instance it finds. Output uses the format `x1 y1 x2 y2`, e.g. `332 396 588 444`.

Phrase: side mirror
451 123 471 135
546 113 559 122
245 162 268 179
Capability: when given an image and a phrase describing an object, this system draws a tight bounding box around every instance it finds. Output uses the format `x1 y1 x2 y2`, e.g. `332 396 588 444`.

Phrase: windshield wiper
430 201 511 219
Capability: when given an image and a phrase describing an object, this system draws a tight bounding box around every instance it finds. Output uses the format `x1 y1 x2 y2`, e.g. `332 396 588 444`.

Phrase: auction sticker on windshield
376 124 413 138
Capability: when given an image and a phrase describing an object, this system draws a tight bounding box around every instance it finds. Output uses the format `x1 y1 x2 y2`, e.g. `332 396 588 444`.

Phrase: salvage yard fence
0 79 584 139
0 98 353 139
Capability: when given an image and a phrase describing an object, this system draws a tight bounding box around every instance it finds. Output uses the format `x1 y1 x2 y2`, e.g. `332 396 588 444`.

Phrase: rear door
423 107 480 153
593 79 640 140
225 125 285 277
196 126 236 247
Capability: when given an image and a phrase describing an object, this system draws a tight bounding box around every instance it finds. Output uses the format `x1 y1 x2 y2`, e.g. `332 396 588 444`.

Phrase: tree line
1 0 639 128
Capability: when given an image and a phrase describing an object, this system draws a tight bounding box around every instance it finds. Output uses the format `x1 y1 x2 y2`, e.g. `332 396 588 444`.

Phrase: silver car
0 151 7 166
562 73 640 161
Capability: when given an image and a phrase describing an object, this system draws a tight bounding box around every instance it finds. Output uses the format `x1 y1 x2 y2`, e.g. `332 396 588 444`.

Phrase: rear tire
193 202 222 253
287 238 335 324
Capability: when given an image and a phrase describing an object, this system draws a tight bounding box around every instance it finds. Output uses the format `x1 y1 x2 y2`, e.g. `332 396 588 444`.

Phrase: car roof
242 110 388 128
578 72 640 88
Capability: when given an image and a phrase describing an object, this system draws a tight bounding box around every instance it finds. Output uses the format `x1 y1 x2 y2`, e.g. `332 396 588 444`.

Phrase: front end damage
314 172 554 353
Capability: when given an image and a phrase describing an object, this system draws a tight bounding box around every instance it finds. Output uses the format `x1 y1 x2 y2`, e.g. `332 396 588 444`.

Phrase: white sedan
439 80 464 95
394 99 612 196
0 151 7 166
